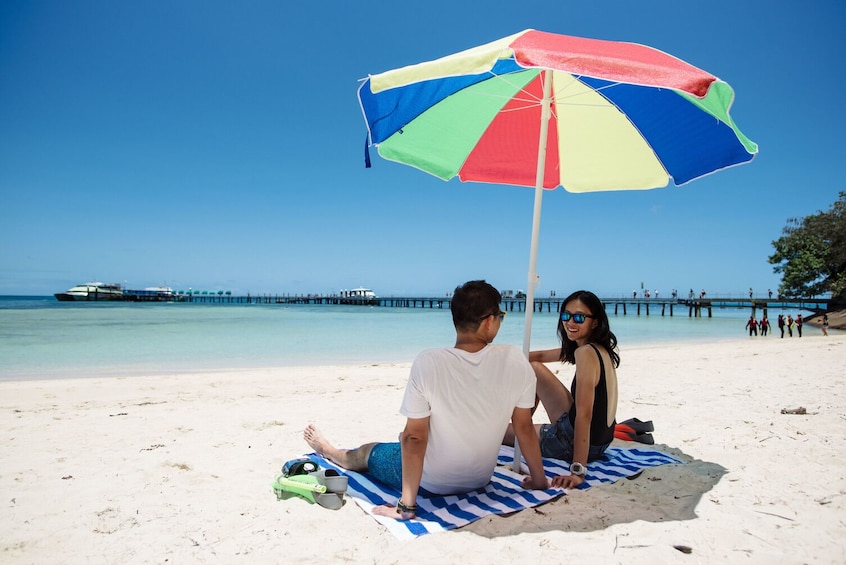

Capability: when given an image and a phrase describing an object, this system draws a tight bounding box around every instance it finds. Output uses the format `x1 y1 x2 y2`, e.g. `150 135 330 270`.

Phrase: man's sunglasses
560 312 595 324
480 310 507 322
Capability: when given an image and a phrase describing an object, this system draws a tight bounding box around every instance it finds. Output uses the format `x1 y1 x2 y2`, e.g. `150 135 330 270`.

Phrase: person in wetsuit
503 290 619 490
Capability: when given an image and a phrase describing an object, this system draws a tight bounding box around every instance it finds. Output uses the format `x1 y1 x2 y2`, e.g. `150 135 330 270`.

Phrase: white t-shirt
400 344 536 494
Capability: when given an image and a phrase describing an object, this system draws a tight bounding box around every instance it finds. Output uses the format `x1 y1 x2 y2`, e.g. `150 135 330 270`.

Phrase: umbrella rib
465 69 627 112
460 68 544 111
484 73 629 114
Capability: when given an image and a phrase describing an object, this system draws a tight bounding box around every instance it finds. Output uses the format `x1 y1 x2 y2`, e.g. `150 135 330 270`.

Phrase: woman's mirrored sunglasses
560 312 595 324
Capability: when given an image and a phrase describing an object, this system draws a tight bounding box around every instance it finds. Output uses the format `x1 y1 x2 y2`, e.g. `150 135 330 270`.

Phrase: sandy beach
2 334 845 564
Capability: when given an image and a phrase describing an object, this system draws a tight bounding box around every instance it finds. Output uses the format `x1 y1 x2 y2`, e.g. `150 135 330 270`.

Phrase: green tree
769 192 846 300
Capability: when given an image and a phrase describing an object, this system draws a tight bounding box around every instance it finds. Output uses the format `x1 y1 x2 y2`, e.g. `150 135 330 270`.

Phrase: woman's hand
550 473 585 489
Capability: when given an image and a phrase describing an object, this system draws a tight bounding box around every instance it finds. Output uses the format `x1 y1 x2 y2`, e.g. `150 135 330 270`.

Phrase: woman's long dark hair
557 290 620 367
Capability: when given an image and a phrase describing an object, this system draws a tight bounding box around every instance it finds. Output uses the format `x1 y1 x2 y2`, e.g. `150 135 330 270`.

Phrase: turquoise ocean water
0 296 831 381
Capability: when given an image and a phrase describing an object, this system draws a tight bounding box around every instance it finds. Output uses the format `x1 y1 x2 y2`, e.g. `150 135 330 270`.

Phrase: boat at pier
55 283 180 302
346 287 376 299
340 287 379 305
54 282 124 301
124 287 177 301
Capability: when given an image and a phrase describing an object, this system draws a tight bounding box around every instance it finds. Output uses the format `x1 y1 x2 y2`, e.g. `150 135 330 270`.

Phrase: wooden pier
177 293 835 316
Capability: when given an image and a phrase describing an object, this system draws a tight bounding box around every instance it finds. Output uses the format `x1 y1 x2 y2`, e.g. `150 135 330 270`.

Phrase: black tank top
567 344 615 446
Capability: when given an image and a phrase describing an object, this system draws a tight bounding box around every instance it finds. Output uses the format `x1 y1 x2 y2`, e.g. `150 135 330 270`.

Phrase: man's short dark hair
451 280 502 332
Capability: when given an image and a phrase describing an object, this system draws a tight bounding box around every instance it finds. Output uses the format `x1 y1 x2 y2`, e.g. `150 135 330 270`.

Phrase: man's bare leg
304 424 377 472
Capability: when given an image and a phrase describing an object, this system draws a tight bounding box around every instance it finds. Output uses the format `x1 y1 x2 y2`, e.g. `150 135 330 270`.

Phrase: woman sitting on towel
504 290 618 489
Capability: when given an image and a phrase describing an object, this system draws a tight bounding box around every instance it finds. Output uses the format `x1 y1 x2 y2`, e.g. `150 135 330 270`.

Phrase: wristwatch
569 462 587 476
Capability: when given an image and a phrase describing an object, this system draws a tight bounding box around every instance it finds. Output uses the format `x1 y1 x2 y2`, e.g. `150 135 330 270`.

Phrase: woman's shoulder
574 343 602 359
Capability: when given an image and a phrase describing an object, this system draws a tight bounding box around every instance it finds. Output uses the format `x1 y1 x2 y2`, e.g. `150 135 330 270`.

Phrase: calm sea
0 296 829 381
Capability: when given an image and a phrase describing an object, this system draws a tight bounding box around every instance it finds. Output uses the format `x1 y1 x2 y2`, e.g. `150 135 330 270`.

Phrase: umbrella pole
513 69 554 473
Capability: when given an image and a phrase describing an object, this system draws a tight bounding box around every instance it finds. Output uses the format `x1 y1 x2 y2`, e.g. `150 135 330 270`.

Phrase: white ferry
345 287 376 299
124 286 177 301
340 287 379 305
54 282 124 301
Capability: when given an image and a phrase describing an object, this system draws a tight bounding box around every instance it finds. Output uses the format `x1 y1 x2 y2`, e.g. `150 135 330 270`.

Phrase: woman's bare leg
502 362 574 447
502 422 542 447
532 361 573 423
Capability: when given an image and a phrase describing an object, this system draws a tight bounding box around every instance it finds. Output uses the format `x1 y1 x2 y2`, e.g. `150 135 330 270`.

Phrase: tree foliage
769 192 846 300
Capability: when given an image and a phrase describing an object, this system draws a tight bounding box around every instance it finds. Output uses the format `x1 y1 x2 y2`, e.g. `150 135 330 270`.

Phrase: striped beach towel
310 445 680 539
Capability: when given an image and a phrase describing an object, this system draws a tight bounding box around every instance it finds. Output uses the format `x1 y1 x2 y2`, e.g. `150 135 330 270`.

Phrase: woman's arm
529 348 561 364
551 346 598 489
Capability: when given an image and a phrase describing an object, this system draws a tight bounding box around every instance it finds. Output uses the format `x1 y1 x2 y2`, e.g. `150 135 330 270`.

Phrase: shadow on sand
465 443 726 537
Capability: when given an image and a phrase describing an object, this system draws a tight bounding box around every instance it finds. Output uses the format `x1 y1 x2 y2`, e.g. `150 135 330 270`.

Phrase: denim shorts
539 414 611 463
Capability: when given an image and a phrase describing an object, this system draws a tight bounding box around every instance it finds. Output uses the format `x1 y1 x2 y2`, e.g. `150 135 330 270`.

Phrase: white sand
2 334 845 564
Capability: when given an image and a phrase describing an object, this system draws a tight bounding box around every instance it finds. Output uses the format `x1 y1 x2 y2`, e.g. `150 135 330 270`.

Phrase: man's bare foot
303 424 331 456
303 424 374 471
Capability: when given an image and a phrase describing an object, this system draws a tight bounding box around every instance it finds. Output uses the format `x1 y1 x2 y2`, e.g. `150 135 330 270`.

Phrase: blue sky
1 1 844 298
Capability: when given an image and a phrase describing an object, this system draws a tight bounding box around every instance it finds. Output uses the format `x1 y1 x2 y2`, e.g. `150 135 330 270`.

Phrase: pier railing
178 293 834 316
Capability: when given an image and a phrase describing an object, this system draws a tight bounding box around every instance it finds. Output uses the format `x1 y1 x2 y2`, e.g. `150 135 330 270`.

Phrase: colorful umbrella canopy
357 29 757 352
359 29 756 192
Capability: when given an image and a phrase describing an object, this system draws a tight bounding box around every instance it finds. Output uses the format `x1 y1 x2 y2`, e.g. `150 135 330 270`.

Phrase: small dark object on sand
780 406 807 415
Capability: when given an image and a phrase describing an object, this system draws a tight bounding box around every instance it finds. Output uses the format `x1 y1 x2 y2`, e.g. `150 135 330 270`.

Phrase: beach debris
61 475 73 480
673 545 693 554
815 492 846 505
780 406 807 415
109 412 128 417
754 509 795 522
140 443 165 452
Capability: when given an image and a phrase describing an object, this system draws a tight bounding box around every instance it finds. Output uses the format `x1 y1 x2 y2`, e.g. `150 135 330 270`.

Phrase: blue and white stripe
310 446 679 539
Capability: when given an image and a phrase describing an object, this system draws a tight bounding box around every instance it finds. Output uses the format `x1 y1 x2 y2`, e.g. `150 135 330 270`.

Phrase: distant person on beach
745 316 758 336
303 280 549 521
796 314 803 337
778 314 786 338
502 290 618 490
822 314 829 336
760 315 770 336
787 314 794 337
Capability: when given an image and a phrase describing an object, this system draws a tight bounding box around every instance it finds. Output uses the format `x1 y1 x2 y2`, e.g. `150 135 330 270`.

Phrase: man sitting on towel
304 279 549 520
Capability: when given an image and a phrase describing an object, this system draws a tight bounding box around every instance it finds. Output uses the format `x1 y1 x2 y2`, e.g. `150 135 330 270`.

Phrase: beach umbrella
359 29 756 350
357 29 757 467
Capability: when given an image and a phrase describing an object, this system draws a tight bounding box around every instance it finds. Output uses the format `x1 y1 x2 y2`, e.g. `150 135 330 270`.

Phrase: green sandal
273 473 345 510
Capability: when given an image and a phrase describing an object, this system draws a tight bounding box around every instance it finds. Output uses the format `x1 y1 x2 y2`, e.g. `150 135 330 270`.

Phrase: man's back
401 344 535 494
